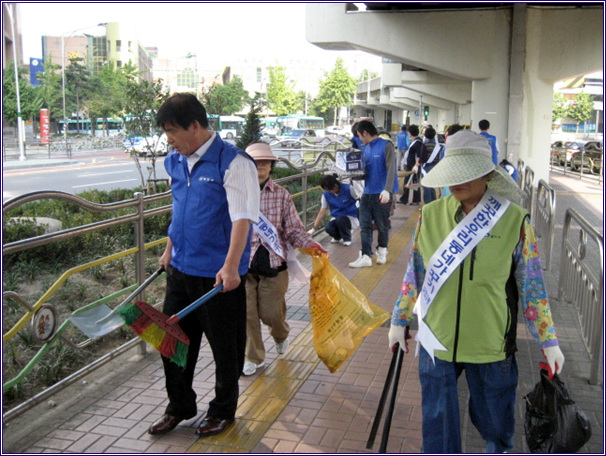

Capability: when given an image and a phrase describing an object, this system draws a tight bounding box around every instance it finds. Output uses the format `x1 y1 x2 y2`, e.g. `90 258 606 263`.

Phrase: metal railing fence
557 208 604 385
1 144 338 422
533 179 556 270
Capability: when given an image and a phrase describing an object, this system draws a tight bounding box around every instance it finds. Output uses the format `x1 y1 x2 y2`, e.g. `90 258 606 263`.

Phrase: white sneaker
242 361 264 376
341 240 351 246
275 338 290 354
376 247 388 264
349 253 372 268
330 238 339 244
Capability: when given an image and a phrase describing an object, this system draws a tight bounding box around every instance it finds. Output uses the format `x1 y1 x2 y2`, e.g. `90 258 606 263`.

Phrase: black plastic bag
524 369 592 453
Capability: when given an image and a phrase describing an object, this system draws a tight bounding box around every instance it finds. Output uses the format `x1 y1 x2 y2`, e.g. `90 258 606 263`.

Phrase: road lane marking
78 170 133 177
71 179 138 189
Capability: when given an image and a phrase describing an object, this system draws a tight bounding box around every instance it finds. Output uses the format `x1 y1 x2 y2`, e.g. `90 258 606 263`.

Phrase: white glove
411 165 418 173
388 325 409 354
308 228 316 235
542 345 565 378
379 190 390 204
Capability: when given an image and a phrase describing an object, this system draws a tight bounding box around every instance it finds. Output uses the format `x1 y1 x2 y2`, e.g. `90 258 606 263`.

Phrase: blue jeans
325 215 353 242
423 186 436 204
359 193 391 257
419 346 517 454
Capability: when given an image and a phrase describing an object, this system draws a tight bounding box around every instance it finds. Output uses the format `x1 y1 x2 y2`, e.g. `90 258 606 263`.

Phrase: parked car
551 140 588 166
570 141 603 174
280 129 316 147
124 133 171 156
325 125 348 137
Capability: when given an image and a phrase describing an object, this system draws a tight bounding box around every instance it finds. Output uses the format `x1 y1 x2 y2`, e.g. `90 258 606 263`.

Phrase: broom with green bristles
117 284 223 368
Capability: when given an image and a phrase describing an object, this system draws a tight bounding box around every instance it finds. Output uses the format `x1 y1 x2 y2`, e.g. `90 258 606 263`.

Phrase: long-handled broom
117 284 223 367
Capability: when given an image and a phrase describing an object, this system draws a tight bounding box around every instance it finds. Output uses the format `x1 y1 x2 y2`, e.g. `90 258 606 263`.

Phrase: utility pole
7 4 26 161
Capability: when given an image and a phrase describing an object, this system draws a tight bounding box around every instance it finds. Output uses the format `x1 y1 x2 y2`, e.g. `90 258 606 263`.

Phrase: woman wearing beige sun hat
387 130 564 453
242 142 326 377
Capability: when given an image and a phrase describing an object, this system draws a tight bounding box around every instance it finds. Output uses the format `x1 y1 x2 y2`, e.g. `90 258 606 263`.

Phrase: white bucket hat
422 130 522 197
245 142 279 161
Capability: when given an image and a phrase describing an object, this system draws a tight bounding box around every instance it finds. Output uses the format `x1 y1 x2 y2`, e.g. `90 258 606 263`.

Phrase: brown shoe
148 414 185 435
195 416 234 437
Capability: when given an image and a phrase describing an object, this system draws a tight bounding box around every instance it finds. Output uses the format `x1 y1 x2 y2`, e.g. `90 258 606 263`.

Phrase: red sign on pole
40 109 50 145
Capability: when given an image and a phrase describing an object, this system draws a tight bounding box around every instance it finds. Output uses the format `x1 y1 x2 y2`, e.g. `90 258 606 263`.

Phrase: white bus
208 115 245 139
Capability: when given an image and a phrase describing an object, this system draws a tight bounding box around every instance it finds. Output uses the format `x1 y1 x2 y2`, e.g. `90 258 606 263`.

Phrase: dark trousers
399 168 421 203
162 266 246 420
325 215 353 242
359 193 391 256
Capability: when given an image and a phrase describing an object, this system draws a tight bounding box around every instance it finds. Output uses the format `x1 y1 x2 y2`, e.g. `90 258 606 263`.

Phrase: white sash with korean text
413 190 510 362
253 213 285 260
253 213 310 285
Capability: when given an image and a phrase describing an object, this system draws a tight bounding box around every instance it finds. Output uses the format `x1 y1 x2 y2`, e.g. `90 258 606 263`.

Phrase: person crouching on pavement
309 173 360 246
388 130 565 453
243 142 327 376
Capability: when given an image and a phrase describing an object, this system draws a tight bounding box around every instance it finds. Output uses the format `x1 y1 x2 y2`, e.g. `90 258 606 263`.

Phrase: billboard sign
30 58 44 86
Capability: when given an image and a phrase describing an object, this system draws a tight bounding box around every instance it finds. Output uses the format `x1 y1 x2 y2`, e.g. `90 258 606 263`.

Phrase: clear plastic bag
524 369 592 453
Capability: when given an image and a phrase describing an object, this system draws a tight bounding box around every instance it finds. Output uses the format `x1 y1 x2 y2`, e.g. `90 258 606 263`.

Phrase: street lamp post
61 23 107 154
6 4 26 161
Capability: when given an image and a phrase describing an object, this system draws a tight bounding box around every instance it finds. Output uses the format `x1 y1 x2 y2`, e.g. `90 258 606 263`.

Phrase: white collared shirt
186 132 259 223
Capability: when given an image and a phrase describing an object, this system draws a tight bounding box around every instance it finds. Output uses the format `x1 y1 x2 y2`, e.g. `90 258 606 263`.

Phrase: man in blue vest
478 119 500 165
148 93 259 438
396 125 410 170
349 120 398 268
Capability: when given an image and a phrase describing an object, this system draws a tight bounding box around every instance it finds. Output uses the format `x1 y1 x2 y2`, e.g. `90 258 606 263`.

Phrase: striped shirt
251 178 315 268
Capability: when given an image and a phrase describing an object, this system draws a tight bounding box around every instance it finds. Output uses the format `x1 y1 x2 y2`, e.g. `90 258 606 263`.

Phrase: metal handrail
557 208 604 385
533 179 556 270
521 165 535 218
2 151 336 421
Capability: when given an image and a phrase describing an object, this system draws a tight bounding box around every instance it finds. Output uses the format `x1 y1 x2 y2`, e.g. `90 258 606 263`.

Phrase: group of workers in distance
146 93 565 454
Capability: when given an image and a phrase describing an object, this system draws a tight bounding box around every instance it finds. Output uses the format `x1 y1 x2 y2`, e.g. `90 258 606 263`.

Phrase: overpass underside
306 3 603 184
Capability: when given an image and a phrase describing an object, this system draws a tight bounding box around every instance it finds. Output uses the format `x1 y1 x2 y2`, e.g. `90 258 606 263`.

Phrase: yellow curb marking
187 212 418 453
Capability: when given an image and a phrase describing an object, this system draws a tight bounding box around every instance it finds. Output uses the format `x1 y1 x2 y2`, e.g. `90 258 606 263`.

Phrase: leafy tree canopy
202 75 249 115
2 64 42 123
266 67 298 116
567 91 594 124
315 58 357 125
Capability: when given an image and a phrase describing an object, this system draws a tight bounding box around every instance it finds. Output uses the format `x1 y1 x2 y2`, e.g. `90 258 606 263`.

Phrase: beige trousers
245 270 290 364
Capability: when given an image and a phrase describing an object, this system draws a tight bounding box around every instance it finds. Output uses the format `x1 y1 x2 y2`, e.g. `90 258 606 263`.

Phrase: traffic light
423 106 430 119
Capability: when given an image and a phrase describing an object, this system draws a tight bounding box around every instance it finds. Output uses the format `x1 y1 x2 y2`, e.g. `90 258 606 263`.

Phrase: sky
17 2 382 74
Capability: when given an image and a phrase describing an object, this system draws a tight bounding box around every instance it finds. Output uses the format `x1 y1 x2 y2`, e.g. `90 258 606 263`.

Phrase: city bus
275 114 325 137
207 115 245 139
58 118 124 137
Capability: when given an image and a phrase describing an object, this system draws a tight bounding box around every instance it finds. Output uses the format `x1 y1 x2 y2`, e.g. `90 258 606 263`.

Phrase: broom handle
96 266 165 324
165 284 224 325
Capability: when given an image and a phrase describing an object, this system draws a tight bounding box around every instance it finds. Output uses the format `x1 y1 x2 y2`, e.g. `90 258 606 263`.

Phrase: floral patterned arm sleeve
515 216 559 349
391 215 425 326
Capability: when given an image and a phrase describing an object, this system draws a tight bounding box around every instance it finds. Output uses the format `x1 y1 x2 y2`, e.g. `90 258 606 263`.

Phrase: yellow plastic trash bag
301 248 390 373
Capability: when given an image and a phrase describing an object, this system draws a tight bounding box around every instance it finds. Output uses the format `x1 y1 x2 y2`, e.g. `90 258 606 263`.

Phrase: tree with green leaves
2 64 42 123
202 75 249 115
266 67 298 115
568 91 594 133
315 58 357 125
236 93 263 149
34 59 63 121
65 56 92 131
552 92 569 123
86 61 128 135
122 72 169 192
358 69 378 82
